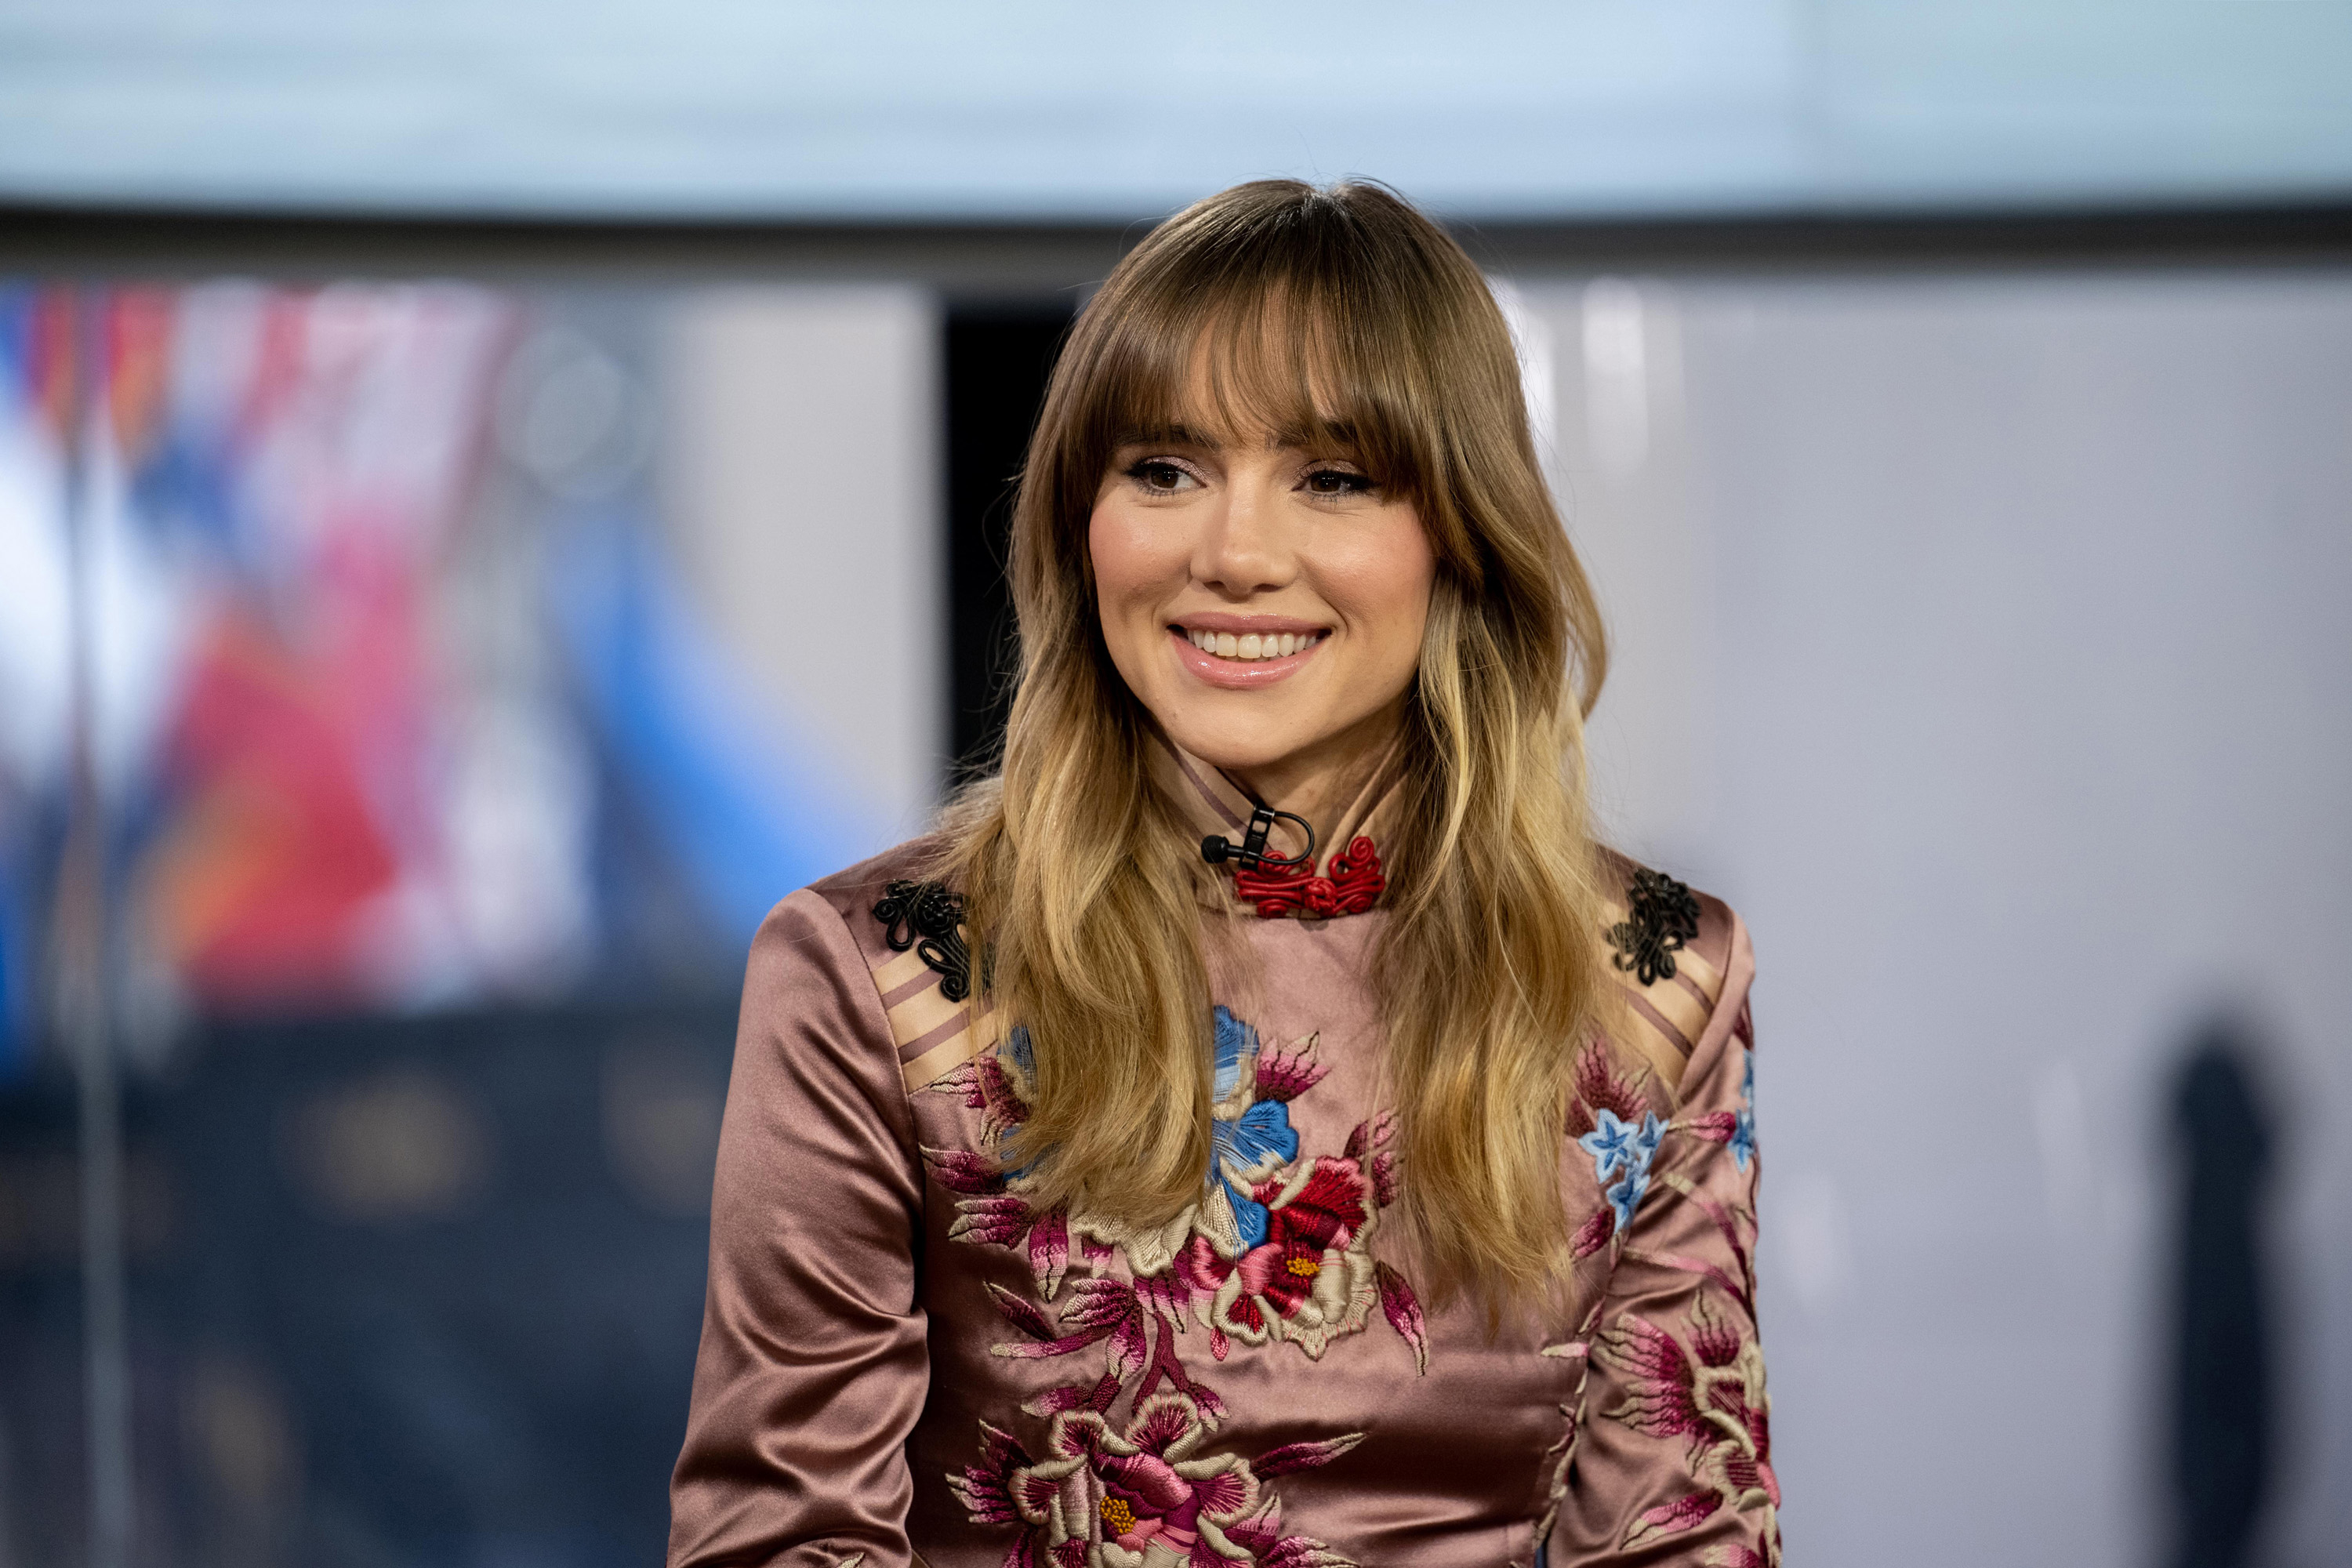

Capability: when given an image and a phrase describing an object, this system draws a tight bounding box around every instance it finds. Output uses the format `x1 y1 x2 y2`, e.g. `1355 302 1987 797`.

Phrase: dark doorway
945 306 1075 779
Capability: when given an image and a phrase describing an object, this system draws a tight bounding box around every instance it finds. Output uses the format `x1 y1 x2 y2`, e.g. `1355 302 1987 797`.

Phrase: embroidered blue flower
1207 1007 1299 1250
1215 1105 1300 1250
1727 1048 1757 1173
1211 1006 1252 1102
1577 1108 1654 1184
1606 1164 1652 1230
1581 1109 1667 1229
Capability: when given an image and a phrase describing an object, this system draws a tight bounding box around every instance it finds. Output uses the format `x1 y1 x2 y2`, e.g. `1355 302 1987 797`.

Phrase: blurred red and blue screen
0 282 910 1067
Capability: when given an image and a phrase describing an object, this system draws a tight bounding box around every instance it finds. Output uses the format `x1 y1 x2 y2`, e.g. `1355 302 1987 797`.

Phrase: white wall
1522 269 2352 1566
660 285 945 844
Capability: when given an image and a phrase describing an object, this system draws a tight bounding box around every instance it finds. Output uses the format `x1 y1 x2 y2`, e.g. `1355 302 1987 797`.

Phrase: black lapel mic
1201 805 1316 872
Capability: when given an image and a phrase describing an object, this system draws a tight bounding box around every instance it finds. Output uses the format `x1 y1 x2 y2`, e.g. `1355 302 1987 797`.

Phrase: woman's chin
1156 720 1311 777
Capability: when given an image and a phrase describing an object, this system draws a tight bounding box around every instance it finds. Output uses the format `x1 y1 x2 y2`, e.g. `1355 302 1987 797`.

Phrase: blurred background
1 4 2348 1565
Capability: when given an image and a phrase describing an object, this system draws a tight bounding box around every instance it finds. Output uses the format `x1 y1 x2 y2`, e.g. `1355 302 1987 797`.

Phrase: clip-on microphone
1201 805 1316 873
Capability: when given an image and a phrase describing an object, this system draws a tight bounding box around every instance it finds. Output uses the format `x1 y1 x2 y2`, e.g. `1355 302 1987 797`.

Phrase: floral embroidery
1683 1048 1759 1175
928 1008 1421 1367
1581 1109 1675 1232
1564 1036 1649 1143
924 1031 1077 1298
1207 1008 1302 1249
952 1393 1360 1568
1731 1052 1757 1173
1595 1294 1780 1566
1580 1109 1667 1230
873 878 973 1001
1178 1156 1378 1359
930 1004 1429 1564
1607 867 1700 986
1374 1261 1428 1376
1564 1037 1657 1256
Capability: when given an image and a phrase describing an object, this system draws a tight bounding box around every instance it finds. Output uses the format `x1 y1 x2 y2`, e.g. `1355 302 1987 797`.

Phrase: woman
669 180 1769 1568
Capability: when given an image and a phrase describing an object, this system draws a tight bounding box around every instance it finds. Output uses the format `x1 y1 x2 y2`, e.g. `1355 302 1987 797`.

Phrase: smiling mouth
1177 626 1327 661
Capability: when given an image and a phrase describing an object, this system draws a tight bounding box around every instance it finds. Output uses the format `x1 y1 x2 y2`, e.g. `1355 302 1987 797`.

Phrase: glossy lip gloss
1167 613 1329 691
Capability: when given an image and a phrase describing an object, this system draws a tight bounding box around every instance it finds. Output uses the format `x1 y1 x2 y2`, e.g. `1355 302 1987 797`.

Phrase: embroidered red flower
1180 1156 1377 1358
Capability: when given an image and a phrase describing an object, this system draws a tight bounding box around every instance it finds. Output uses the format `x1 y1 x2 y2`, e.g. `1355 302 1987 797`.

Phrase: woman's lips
1167 626 1324 689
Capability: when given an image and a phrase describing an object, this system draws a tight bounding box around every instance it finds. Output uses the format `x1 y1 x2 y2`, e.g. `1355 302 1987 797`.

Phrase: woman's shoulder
791 831 959 942
752 834 995 1094
755 833 966 987
1592 845 1741 999
739 827 960 973
1591 845 1751 1094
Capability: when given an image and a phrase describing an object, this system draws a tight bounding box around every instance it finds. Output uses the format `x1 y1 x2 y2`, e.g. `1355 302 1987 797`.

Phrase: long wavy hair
942 179 1648 1311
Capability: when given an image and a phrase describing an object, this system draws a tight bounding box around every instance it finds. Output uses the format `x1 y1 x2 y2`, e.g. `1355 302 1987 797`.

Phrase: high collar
1145 728 1403 918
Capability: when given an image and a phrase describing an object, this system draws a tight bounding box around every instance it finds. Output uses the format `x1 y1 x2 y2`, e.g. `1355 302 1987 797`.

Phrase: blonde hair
942 179 1628 1311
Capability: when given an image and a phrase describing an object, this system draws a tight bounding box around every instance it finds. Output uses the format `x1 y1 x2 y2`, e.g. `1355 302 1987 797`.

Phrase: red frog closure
1233 836 1386 919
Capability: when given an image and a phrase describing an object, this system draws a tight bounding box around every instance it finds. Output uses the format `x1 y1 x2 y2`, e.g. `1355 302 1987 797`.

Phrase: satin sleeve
669 889 930 1568
1553 914 1777 1566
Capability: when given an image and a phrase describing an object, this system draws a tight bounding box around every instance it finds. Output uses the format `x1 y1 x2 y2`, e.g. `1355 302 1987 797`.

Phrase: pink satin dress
669 740 1773 1567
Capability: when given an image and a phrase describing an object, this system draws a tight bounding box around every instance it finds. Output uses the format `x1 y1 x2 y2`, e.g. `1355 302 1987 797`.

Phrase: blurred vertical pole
55 285 132 1568
2170 1025 2272 1568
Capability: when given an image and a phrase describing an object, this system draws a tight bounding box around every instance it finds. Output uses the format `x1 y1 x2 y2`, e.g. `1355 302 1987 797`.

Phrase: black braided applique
1607 867 1702 986
873 879 971 1002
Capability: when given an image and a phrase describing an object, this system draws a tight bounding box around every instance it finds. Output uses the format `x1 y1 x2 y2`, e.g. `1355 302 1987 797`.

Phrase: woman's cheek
1088 503 1152 602
1087 504 1174 685
1322 522 1435 649
1094 506 1193 615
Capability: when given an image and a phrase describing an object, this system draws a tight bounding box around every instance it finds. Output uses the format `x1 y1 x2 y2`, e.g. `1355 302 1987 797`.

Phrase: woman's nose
1192 474 1292 597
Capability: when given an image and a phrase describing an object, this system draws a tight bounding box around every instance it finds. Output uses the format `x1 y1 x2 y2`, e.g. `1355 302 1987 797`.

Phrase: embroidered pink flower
951 1394 1364 1568
956 1393 1258 1567
1181 1157 1377 1359
923 1146 1075 1298
1564 1036 1649 1142
1597 1295 1779 1565
1252 1033 1328 1104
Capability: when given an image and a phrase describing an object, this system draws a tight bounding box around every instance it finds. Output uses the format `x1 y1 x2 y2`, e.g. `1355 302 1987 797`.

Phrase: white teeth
1181 628 1323 659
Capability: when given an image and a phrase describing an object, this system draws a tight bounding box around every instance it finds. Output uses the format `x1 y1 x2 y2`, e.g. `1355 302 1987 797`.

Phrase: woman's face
1088 416 1436 789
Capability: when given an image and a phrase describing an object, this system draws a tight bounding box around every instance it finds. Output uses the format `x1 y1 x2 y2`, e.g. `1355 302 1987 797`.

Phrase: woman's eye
1302 468 1374 497
1128 459 1195 494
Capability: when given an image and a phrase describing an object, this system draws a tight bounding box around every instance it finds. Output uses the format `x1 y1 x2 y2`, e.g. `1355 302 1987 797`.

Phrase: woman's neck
1221 705 1403 853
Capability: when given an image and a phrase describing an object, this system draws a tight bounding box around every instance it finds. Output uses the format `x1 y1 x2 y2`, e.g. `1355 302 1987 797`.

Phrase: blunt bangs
1091 285 1419 493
